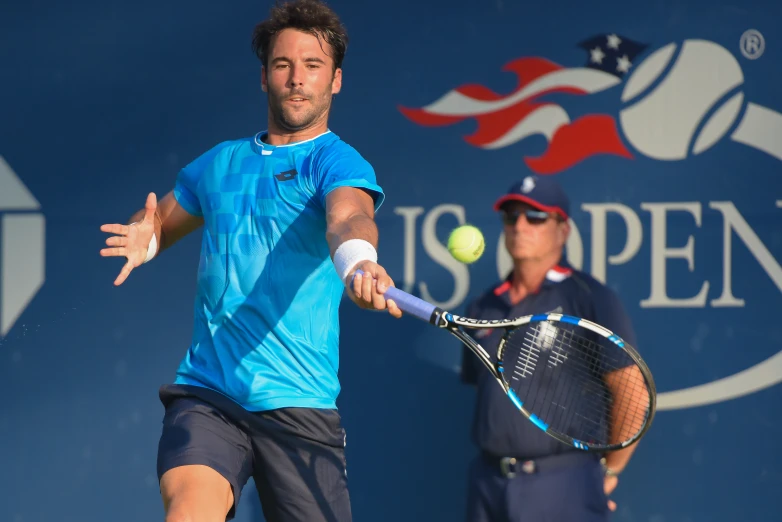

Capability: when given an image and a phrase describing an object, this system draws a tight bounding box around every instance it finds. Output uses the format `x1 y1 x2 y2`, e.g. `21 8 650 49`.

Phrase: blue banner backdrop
1 1 780 521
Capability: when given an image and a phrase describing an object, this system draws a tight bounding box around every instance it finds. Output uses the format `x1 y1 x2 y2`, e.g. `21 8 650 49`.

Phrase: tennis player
99 1 399 521
460 175 640 521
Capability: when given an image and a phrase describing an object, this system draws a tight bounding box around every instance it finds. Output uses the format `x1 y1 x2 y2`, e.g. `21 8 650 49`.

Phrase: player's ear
261 66 268 93
331 67 342 94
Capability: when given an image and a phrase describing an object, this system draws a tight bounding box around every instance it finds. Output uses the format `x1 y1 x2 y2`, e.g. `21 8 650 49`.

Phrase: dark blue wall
1 1 781 521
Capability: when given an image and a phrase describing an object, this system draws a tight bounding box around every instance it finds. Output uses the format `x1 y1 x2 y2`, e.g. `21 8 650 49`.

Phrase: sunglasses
501 209 557 226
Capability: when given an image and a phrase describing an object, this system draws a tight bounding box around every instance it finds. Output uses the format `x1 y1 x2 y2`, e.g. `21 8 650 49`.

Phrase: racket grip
353 269 437 323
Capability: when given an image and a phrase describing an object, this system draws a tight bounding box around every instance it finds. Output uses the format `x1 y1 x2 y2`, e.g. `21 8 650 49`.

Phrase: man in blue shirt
461 175 640 522
99 1 398 521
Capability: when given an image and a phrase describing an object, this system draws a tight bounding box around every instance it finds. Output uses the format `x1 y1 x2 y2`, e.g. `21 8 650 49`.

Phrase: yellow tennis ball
448 225 485 264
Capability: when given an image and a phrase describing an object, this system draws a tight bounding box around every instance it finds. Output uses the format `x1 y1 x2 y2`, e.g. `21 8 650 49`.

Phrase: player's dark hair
252 0 348 71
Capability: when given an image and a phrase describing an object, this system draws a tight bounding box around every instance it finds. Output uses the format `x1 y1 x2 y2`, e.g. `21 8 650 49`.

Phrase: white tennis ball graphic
619 40 745 160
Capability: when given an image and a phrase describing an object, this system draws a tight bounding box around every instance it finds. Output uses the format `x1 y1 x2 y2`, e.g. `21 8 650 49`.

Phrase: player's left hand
348 261 402 318
604 474 618 511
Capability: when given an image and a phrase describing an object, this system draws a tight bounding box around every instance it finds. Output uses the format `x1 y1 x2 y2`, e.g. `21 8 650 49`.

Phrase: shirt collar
493 258 573 303
251 129 333 155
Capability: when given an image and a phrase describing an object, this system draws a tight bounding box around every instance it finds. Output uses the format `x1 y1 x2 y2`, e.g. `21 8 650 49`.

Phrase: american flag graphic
399 34 648 174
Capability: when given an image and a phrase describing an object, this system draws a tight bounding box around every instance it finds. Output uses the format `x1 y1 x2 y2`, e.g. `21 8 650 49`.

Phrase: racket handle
353 269 437 323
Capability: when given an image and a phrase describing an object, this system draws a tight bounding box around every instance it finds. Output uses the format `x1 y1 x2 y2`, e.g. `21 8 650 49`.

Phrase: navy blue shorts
156 384 351 522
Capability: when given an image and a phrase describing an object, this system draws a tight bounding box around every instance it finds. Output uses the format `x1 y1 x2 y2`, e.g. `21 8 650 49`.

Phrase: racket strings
520 326 612 434
505 321 650 445
552 329 625 436
562 328 650 443
513 336 540 379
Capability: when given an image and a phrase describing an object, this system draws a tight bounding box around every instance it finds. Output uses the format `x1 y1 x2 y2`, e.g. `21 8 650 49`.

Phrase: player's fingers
105 236 127 247
387 299 402 319
374 268 392 293
144 192 157 222
351 271 363 299
361 272 374 303
607 500 616 512
114 261 134 286
371 284 387 311
360 262 393 293
100 223 129 235
100 247 127 257
377 274 395 293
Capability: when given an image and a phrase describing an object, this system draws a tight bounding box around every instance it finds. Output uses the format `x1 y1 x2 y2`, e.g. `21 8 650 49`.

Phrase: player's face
262 28 342 133
501 202 569 262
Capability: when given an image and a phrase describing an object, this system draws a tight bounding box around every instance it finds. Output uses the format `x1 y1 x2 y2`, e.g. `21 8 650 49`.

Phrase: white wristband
144 232 158 263
333 239 377 283
130 222 158 264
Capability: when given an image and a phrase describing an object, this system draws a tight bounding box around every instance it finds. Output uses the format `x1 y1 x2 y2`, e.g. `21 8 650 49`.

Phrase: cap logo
521 176 536 194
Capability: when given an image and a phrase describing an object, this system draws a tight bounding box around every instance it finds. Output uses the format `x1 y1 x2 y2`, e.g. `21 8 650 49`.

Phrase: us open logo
398 31 782 411
0 156 45 337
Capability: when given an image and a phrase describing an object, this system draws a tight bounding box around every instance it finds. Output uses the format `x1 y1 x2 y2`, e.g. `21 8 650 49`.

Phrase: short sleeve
315 142 385 211
174 141 233 216
460 300 481 385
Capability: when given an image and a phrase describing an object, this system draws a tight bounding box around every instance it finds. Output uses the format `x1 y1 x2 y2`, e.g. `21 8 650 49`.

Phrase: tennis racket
356 269 657 452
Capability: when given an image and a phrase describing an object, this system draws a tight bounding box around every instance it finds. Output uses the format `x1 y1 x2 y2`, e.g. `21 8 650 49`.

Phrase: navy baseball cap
493 175 570 220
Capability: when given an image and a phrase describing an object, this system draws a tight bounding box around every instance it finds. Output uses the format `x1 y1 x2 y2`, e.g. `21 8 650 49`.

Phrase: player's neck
264 118 330 145
509 254 561 303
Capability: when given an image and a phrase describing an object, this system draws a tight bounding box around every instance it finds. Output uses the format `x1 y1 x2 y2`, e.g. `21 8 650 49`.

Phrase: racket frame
351 269 657 452
430 308 657 452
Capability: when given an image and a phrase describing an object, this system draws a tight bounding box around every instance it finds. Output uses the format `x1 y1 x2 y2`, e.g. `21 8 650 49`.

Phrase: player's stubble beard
267 82 334 133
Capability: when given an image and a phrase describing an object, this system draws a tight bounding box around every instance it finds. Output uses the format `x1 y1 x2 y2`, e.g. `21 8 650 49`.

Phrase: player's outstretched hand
349 261 402 318
99 192 158 286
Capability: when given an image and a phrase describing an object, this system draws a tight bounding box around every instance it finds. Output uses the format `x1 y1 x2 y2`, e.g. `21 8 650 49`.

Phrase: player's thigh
157 391 254 521
160 465 234 521
251 407 351 522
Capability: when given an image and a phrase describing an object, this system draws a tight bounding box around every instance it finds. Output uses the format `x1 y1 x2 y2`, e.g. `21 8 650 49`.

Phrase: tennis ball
448 225 485 264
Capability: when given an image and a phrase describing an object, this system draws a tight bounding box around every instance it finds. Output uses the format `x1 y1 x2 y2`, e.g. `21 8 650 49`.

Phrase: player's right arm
100 191 203 286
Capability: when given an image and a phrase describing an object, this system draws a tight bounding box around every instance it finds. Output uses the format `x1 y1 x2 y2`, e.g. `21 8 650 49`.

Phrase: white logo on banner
396 36 782 410
610 39 782 410
0 156 45 337
619 39 781 162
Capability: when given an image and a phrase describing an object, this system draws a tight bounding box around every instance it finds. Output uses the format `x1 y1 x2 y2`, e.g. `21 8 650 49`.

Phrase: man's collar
493 259 573 299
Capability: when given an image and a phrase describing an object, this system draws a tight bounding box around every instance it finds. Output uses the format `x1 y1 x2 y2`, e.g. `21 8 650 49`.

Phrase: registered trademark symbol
740 29 765 59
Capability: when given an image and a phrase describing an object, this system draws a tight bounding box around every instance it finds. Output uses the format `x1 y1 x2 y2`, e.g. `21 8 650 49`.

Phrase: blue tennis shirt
172 130 384 412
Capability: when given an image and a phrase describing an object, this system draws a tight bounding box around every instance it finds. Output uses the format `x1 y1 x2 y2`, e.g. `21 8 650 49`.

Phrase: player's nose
287 63 305 87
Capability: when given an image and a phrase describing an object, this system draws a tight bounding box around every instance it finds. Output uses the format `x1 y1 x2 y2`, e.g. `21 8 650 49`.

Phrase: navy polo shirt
460 261 638 459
